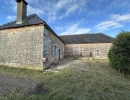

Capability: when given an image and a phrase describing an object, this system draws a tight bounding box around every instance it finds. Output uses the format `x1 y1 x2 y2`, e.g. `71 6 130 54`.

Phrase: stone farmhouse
0 0 113 70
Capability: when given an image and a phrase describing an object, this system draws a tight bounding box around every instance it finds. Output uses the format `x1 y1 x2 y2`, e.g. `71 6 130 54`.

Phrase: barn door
73 47 80 56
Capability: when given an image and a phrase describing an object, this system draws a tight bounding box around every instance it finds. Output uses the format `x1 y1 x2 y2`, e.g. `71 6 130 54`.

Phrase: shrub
108 31 130 74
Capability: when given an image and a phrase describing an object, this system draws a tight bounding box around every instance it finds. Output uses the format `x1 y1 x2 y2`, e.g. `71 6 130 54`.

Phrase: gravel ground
0 73 46 95
55 60 88 71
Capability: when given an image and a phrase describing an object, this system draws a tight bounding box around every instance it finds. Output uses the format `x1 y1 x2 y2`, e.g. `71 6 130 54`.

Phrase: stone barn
60 34 113 59
0 0 64 70
0 0 113 70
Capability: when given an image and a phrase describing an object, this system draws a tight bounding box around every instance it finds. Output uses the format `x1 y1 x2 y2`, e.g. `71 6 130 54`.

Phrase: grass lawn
0 60 130 100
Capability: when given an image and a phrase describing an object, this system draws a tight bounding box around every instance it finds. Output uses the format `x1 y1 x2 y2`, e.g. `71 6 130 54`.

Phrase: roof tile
60 33 113 44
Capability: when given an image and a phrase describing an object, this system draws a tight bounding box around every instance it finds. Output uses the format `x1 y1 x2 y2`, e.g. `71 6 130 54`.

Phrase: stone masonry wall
43 27 64 69
64 43 112 59
0 25 44 70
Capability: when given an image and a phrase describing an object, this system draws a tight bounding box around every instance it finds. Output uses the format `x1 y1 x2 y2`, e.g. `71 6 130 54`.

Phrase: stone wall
64 43 112 59
43 27 64 69
0 25 44 70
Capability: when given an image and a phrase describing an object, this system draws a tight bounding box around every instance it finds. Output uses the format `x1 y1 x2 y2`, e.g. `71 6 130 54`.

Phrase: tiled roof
60 33 113 44
0 14 44 30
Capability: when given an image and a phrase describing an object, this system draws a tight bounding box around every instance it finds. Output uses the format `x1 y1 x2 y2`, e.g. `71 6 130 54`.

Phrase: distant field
0 59 130 100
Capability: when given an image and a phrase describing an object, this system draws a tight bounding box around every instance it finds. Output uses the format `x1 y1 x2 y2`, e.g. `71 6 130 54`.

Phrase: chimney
16 0 28 24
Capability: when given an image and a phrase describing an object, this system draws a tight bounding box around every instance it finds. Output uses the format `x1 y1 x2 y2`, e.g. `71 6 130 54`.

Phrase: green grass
0 60 130 100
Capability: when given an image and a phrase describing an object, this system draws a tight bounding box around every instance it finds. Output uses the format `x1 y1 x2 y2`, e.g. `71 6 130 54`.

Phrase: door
59 49 60 60
73 47 80 56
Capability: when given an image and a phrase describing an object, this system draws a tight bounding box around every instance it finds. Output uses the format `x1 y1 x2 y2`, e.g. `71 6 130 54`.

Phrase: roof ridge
60 33 103 37
34 14 45 23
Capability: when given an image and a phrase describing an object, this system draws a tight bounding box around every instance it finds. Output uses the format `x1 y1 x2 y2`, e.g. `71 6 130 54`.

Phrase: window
52 45 57 56
90 52 93 57
95 49 100 56
54 46 57 56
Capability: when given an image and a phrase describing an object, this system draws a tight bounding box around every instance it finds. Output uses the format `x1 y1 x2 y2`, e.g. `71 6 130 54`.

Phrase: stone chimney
16 0 28 24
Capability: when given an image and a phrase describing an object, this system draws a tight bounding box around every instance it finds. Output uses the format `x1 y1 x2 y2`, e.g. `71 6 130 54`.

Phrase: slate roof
0 14 44 30
0 14 64 43
60 33 113 44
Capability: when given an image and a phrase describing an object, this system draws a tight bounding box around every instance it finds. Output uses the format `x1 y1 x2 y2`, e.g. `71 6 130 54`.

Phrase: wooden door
59 49 60 60
73 47 80 56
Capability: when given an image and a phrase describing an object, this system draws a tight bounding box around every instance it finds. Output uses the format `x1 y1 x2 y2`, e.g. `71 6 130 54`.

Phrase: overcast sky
0 0 130 37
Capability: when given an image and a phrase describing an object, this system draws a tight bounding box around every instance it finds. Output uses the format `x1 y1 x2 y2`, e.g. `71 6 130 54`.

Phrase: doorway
73 47 80 56
59 49 60 60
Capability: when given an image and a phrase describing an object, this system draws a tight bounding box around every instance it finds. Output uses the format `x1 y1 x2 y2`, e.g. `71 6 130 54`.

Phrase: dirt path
55 60 88 71
0 73 46 95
